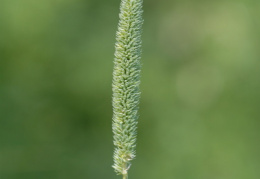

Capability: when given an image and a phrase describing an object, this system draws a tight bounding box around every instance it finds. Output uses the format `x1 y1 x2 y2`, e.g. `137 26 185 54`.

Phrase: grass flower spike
112 0 143 178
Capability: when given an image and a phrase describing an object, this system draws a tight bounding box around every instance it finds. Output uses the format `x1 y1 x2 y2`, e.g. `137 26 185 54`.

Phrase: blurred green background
1 0 260 179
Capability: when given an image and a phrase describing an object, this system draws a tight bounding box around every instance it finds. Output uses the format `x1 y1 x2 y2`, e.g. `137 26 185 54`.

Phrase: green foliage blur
1 0 260 179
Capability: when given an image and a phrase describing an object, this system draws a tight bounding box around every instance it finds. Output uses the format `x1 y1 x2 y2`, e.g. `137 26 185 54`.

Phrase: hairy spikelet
112 0 143 177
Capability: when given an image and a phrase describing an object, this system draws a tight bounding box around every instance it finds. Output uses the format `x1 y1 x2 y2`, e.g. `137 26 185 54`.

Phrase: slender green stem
123 173 128 179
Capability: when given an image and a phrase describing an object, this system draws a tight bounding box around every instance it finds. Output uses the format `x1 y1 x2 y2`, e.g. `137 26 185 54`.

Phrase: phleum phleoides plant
112 0 143 179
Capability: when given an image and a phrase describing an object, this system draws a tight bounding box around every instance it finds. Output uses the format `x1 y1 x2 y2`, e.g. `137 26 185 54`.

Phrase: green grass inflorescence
112 0 143 178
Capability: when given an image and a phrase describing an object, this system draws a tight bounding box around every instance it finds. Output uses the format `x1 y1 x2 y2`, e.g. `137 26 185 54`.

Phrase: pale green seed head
112 0 143 176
